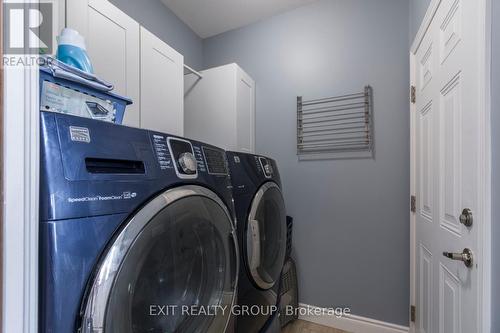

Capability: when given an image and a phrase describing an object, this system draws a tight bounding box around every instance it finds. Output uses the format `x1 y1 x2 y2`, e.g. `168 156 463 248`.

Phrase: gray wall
491 0 499 331
203 0 410 326
109 0 203 69
409 0 431 44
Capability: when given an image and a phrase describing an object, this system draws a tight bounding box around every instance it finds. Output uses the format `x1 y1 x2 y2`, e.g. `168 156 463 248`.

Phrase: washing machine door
245 182 287 290
80 185 239 333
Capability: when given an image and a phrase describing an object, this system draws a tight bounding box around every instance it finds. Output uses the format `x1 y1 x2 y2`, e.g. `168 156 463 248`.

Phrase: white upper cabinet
66 0 140 127
66 1 185 135
140 27 184 136
184 63 255 152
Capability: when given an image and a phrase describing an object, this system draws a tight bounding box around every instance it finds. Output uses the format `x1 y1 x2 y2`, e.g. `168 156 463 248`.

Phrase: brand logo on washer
69 126 91 143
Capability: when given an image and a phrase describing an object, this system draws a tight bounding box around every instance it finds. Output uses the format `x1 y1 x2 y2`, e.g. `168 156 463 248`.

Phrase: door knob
442 248 473 268
459 208 473 227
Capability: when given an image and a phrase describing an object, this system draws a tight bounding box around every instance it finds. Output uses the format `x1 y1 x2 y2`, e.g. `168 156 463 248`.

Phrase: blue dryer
39 111 239 333
226 152 287 333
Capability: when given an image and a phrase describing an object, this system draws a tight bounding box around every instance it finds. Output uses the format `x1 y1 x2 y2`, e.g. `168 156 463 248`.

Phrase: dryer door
80 185 239 333
245 182 287 290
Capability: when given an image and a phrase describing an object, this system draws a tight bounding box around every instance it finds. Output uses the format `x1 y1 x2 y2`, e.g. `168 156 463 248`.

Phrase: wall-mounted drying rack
297 85 374 160
183 64 203 79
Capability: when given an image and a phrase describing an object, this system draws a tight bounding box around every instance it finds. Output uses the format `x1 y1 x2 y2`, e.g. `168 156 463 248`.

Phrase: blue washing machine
39 111 239 333
226 152 287 333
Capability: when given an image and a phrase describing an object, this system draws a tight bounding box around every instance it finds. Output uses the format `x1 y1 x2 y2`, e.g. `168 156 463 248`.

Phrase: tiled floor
282 320 350 333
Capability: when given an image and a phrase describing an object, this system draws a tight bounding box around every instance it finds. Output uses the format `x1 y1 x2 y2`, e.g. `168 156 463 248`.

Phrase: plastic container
39 67 132 124
56 28 94 73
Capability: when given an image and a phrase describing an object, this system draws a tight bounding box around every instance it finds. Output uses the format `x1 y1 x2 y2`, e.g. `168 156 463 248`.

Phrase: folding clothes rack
297 86 374 159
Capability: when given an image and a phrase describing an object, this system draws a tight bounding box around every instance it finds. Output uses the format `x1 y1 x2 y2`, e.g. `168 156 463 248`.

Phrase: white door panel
140 27 184 136
414 0 481 332
184 66 237 147
236 71 255 153
184 63 255 152
66 0 140 127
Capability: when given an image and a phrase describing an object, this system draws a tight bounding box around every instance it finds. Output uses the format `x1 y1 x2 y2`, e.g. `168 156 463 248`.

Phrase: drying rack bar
302 131 368 138
298 141 370 149
301 92 365 106
301 102 367 114
302 113 367 123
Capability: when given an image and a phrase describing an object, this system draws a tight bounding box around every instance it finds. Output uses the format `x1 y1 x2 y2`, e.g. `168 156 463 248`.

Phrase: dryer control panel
258 156 273 178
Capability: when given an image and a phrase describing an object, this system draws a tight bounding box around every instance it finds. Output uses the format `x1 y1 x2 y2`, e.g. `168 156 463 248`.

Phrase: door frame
0 0 4 328
2 0 44 332
3 1 66 331
409 0 492 332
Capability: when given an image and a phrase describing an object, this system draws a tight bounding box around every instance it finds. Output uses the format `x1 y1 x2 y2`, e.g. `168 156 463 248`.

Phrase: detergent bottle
56 28 94 74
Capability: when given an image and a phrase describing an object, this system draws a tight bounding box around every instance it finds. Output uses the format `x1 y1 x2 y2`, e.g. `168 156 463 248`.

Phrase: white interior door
413 0 484 332
140 27 184 136
66 0 140 127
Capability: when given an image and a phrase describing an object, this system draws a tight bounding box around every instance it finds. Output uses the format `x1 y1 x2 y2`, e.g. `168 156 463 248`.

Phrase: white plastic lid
57 28 87 50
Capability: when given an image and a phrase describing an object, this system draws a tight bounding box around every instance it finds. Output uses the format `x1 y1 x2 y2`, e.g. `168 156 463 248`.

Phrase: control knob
178 152 197 174
264 164 273 176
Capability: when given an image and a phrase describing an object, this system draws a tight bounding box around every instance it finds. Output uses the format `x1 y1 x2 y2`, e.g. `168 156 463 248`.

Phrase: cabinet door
236 68 255 152
66 0 140 127
140 27 184 136
184 65 237 150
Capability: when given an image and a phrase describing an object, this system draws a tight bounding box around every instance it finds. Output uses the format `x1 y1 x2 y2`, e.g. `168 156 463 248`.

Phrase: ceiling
161 0 318 38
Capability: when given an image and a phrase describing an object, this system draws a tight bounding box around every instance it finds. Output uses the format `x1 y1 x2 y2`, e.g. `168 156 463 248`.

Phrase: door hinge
411 195 416 213
410 305 416 322
410 85 416 104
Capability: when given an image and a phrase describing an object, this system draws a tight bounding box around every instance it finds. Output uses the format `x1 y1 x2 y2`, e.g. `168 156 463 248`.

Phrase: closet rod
183 64 203 79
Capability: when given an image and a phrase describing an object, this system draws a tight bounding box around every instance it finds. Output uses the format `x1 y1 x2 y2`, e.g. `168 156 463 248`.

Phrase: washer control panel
152 134 174 170
151 134 230 179
192 145 207 173
167 137 198 179
202 146 228 175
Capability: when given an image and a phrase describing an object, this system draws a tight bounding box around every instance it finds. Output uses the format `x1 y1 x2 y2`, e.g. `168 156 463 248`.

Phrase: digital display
202 147 228 175
86 102 109 116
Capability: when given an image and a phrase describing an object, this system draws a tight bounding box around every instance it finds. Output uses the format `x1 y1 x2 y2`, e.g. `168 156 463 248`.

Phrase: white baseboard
297 303 409 333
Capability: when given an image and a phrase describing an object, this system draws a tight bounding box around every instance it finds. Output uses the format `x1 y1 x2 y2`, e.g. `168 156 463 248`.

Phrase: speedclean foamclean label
67 191 137 203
